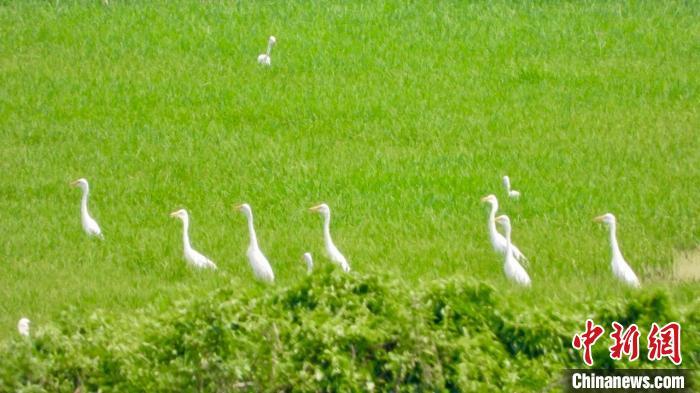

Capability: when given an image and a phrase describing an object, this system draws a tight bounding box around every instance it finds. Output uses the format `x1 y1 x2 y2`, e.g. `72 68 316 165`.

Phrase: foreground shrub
0 270 695 392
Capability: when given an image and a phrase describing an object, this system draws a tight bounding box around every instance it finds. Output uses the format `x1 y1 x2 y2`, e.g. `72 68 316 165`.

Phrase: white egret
480 194 527 262
302 252 313 274
594 213 641 288
309 203 351 272
17 317 30 337
235 203 275 283
70 178 104 239
257 35 276 66
170 209 217 270
502 175 521 199
495 215 531 287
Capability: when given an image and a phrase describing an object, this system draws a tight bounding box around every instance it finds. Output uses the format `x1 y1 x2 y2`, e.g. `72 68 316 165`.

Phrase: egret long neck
322 212 334 249
246 212 259 249
181 216 192 252
487 203 498 235
266 43 273 56
80 186 90 218
504 224 512 259
608 222 622 258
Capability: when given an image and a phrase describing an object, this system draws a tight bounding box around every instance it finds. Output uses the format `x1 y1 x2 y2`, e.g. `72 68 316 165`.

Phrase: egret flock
14 36 646 336
15 172 644 337
63 177 641 288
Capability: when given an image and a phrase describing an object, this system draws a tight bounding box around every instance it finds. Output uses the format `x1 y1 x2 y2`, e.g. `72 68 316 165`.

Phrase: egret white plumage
17 317 30 337
309 203 351 272
235 203 275 282
257 35 276 66
495 215 531 287
70 178 104 239
302 252 313 274
594 213 641 288
170 209 217 269
480 194 527 262
502 175 521 199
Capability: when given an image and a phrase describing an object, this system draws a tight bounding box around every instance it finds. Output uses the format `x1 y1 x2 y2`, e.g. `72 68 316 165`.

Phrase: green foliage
1 271 695 392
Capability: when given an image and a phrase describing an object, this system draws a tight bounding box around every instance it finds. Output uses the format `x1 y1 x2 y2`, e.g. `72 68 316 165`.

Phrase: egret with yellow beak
480 194 527 262
495 215 531 287
170 209 217 269
502 175 521 199
309 203 350 272
70 178 104 239
235 203 275 282
594 213 640 288
257 35 276 66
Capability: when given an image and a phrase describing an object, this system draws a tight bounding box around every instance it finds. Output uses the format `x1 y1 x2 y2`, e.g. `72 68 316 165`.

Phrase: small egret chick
257 35 276 66
70 178 104 239
480 195 527 262
17 317 30 337
502 175 521 199
235 204 275 283
495 215 531 287
302 252 313 274
170 209 217 269
594 213 641 288
309 203 351 272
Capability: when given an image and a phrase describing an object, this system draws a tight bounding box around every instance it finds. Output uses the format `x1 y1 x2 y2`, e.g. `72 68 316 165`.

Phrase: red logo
572 321 682 366
572 319 605 366
609 322 640 361
648 322 682 365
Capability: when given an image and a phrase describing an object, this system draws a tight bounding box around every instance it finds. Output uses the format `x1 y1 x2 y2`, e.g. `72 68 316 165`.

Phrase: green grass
0 0 698 340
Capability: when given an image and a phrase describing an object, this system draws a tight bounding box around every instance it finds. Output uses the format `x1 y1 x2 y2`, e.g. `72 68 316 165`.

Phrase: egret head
480 194 498 206
235 203 252 216
309 203 330 215
495 214 511 230
268 36 276 46
70 178 89 189
594 213 616 226
17 317 30 337
170 209 188 220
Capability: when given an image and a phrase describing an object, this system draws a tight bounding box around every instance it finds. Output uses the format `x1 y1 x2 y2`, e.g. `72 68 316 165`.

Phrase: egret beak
70 180 79 186
169 211 179 217
593 215 605 222
308 205 323 212
480 196 490 202
234 204 244 211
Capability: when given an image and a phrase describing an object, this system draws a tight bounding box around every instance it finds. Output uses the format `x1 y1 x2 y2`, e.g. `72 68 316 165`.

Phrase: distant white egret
502 175 521 199
480 194 527 262
17 317 30 337
495 215 531 287
594 213 641 288
70 178 104 239
257 35 276 66
170 209 217 269
302 252 313 274
235 204 275 282
309 203 350 272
